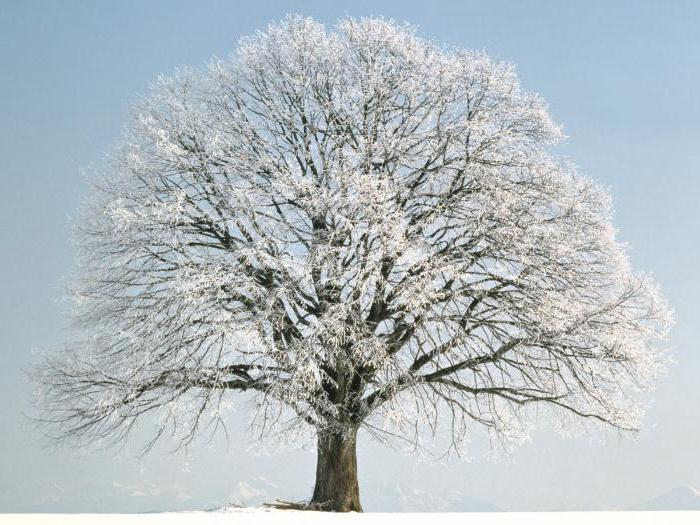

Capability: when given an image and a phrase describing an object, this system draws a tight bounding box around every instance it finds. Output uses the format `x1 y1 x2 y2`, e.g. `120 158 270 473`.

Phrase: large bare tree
35 16 671 512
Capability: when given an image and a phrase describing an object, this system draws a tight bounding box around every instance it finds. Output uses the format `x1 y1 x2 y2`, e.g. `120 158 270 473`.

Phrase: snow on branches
34 16 671 454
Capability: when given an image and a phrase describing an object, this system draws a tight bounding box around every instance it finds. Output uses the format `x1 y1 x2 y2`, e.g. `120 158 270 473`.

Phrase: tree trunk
310 428 362 512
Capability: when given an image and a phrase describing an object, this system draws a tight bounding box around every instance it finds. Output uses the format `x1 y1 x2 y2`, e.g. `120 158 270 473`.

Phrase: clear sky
1 0 699 513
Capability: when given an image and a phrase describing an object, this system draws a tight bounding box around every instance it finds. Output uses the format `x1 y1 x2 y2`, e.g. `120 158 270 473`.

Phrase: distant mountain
226 476 281 508
223 480 700 512
362 481 501 512
224 477 500 512
628 486 700 511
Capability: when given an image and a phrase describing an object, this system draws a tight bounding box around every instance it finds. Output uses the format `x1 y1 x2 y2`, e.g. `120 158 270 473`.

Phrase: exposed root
262 499 330 511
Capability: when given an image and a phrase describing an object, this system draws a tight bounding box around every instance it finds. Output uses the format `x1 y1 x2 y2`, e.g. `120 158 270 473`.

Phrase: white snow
1 509 698 525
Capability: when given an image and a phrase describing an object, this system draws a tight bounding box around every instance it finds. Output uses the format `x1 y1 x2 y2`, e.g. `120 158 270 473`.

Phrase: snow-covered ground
1 509 699 525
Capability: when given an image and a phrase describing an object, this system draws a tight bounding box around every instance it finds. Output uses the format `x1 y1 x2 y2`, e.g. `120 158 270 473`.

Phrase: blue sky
1 0 699 512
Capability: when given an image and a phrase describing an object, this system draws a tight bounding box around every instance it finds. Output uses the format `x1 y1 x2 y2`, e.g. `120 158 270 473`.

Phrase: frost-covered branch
34 16 671 454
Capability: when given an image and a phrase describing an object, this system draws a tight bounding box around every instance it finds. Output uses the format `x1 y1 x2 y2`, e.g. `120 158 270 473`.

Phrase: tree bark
310 428 362 512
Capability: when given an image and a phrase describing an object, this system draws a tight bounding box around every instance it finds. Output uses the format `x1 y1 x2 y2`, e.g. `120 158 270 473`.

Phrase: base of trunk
309 428 362 512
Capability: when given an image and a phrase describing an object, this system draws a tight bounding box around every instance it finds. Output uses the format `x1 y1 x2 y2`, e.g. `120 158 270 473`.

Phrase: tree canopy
36 16 670 486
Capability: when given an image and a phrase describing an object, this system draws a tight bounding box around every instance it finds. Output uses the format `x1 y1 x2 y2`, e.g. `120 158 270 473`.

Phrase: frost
33 15 671 457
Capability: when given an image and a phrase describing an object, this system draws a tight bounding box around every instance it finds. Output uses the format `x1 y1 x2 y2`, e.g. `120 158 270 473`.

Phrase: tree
34 16 671 512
